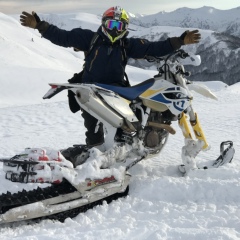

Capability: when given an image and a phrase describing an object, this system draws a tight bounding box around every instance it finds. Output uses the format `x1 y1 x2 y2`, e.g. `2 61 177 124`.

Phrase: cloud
0 1 102 15
0 0 239 15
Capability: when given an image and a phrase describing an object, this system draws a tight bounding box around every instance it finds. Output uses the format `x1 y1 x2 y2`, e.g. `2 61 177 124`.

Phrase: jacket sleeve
126 37 182 59
41 24 94 51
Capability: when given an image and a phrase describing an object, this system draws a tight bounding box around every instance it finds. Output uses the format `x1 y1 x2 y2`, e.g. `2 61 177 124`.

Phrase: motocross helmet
102 6 129 43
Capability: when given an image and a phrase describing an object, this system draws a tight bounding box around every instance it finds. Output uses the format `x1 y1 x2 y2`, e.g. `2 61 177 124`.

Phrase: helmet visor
105 19 123 31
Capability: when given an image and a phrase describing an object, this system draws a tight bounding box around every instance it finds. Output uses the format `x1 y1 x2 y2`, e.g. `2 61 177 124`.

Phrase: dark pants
81 110 104 146
80 81 129 146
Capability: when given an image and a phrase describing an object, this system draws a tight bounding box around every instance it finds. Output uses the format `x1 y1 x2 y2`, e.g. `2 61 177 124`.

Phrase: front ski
211 141 235 167
179 141 235 174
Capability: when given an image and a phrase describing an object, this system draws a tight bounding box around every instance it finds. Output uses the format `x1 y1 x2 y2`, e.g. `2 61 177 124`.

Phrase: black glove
20 11 40 29
20 11 50 35
180 30 201 45
170 29 201 49
32 11 41 23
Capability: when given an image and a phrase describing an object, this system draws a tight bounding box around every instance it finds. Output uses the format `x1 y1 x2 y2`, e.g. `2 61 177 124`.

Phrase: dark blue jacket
42 25 178 85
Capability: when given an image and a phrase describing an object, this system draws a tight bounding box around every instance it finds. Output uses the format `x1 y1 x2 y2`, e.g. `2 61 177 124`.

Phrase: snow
0 11 240 240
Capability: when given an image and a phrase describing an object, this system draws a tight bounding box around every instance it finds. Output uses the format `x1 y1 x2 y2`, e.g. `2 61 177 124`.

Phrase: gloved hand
20 11 41 29
180 30 201 45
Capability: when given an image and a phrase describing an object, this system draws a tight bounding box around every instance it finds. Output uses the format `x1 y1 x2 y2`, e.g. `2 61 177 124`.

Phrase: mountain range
129 6 240 85
130 6 240 37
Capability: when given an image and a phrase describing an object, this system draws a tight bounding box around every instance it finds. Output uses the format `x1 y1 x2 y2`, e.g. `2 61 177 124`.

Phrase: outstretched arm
20 11 93 51
127 30 201 58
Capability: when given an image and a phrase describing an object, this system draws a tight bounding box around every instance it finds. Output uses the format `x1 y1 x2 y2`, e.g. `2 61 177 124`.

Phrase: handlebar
144 49 189 63
144 55 164 63
177 50 189 59
145 49 198 80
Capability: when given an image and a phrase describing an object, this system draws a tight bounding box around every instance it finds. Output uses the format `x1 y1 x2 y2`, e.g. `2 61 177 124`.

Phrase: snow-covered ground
0 11 240 240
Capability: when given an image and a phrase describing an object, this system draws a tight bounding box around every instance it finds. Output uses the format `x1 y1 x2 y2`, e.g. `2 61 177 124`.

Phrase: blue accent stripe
165 87 175 91
165 87 181 91
151 93 172 104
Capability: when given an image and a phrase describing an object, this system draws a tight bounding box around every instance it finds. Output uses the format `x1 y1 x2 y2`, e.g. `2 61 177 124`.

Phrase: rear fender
43 83 113 99
43 83 75 99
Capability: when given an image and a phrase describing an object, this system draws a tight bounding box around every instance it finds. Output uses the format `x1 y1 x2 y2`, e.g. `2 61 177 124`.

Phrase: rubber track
40 186 129 223
0 180 129 223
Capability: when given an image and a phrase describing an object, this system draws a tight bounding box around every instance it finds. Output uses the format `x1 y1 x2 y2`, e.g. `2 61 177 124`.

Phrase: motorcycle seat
96 78 155 101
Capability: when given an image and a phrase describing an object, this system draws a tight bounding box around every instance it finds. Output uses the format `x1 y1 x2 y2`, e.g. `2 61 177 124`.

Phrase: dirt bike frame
43 50 211 151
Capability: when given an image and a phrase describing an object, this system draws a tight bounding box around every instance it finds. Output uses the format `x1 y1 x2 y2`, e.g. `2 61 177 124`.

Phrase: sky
0 0 239 15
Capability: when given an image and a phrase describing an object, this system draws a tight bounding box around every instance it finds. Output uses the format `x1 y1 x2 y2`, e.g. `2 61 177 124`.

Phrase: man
20 6 201 147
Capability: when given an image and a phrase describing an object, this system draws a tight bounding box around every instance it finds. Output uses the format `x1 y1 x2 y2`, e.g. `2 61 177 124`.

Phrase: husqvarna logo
173 92 189 111
173 101 187 111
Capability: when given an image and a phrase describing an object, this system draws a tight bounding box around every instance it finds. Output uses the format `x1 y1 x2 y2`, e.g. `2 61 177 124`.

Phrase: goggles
105 19 124 31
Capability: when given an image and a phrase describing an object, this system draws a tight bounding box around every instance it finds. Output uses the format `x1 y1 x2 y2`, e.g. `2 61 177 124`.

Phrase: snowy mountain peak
130 6 240 37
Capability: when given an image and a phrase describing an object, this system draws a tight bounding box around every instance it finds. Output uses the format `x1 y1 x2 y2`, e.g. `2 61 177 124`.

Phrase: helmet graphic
102 6 129 43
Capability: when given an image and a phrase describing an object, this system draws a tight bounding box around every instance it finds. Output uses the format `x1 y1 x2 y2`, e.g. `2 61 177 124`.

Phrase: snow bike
0 49 234 224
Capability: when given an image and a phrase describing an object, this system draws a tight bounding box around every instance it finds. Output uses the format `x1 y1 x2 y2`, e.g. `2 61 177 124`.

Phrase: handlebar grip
145 56 164 62
178 51 189 59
